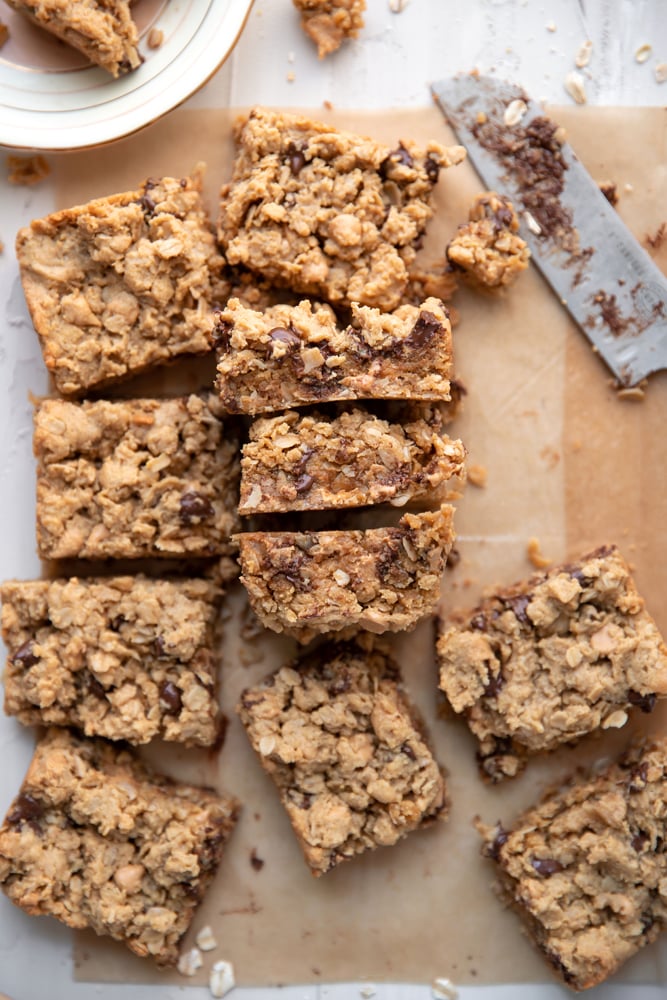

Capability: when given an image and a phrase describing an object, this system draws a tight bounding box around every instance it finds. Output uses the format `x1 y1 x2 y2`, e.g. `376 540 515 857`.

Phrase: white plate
0 0 253 150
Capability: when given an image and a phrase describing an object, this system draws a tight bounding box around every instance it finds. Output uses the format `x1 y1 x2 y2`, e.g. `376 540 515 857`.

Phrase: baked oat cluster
5 0 142 76
293 0 366 58
447 191 530 288
237 639 446 875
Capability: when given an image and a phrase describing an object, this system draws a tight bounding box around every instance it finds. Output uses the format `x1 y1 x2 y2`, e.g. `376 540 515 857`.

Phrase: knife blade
431 74 667 386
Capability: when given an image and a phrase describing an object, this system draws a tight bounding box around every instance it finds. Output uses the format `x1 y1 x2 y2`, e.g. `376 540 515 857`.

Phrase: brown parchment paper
52 105 667 987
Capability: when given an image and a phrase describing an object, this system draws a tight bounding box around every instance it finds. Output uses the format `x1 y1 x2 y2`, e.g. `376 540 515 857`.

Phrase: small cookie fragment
239 404 465 513
214 296 453 414
34 392 240 560
1 575 223 746
147 27 164 49
447 192 530 288
477 740 667 989
7 155 50 186
236 505 455 642
218 107 465 311
237 639 447 876
17 174 226 396
0 728 239 965
293 0 365 58
4 0 141 76
437 545 667 781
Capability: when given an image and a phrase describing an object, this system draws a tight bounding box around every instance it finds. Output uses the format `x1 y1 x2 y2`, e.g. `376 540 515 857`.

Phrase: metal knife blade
431 74 667 386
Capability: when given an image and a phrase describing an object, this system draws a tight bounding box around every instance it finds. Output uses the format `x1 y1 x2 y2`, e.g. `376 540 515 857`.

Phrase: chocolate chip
12 640 39 668
569 569 587 585
483 671 504 699
295 447 314 473
179 491 215 524
487 822 508 860
294 473 314 493
211 319 233 350
139 194 156 215
109 615 125 632
250 848 265 871
407 310 442 348
445 548 461 570
390 143 414 168
545 951 575 985
424 155 440 183
179 178 188 188
632 831 649 852
7 793 43 826
331 672 351 695
269 326 301 348
627 761 649 793
86 673 106 700
401 743 417 761
159 681 182 715
470 614 486 631
293 792 313 810
531 857 564 877
505 594 530 624
628 690 657 714
286 143 307 175
153 636 166 657
641 911 655 933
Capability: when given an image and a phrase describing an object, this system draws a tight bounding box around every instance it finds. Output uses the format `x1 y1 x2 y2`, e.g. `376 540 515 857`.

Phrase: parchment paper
51 105 667 987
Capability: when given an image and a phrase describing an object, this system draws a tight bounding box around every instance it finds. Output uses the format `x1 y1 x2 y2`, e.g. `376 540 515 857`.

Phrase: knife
431 74 667 386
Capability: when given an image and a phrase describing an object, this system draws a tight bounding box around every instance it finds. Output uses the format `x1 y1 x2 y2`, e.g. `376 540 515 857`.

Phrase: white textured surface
1 1 667 998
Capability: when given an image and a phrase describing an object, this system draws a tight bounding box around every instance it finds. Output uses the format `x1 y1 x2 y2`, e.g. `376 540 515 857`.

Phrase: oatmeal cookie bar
5 0 141 76
2 575 223 746
477 739 667 990
446 192 530 288
214 296 453 414
239 404 465 514
293 0 365 58
17 174 226 395
437 545 667 782
237 639 446 876
218 108 465 311
35 392 240 560
0 729 239 964
236 505 455 641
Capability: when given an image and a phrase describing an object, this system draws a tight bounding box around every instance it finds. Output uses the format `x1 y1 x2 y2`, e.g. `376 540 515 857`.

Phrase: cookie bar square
446 192 530 288
236 505 455 641
239 404 465 514
293 0 365 58
237 639 446 876
214 296 453 414
437 545 667 781
2 575 223 746
218 108 465 310
477 740 667 990
0 728 239 964
17 175 226 395
5 0 141 76
34 392 240 560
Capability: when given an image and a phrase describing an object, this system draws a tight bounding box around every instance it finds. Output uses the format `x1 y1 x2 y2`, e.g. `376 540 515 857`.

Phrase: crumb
7 155 51 186
323 99 333 110
655 63 667 83
431 978 459 1000
389 0 409 10
598 181 618 206
646 222 666 249
571 438 583 451
195 925 217 952
527 536 552 569
546 20 556 32
250 848 265 871
539 445 560 469
359 986 376 998
476 111 487 124
575 40 592 67
564 70 586 104
0 21 8 47
617 385 646 401
209 959 235 998
286 70 295 82
147 27 163 49
635 44 652 63
446 547 461 570
467 464 487 488
624 183 634 193
0 239 4 254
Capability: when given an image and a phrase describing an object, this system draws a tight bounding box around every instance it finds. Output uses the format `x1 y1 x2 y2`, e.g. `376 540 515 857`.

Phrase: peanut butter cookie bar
218 108 465 310
239 404 465 513
2 575 223 746
0 728 239 964
237 639 446 876
293 0 365 58
214 296 453 415
5 0 141 76
34 392 240 560
236 505 455 641
438 545 667 781
477 739 667 990
447 192 530 288
17 175 226 395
